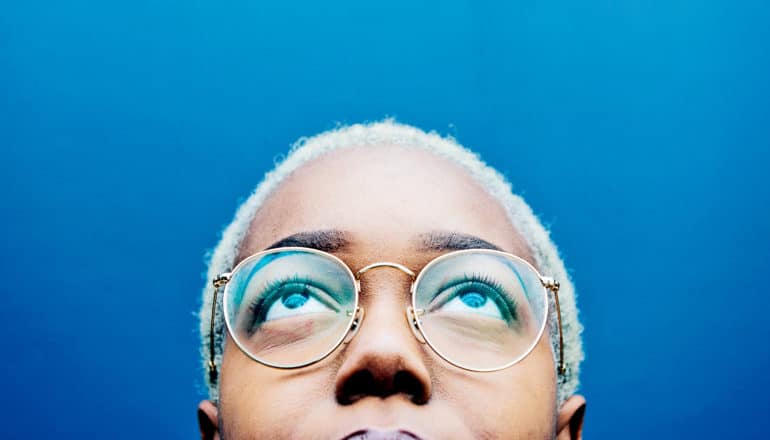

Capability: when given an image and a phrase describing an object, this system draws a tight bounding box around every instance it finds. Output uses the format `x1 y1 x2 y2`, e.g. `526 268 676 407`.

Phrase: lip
341 429 423 440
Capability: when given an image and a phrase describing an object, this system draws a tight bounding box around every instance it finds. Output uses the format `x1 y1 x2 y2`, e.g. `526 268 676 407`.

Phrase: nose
334 267 432 405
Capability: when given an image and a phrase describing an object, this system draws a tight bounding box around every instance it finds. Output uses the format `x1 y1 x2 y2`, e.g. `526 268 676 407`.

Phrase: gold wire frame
207 246 566 383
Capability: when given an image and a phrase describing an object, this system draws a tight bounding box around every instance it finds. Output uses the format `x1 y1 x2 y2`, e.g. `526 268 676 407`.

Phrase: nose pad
406 306 426 344
343 306 365 344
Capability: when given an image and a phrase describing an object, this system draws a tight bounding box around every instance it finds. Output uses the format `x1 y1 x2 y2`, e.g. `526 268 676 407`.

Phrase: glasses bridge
355 262 416 280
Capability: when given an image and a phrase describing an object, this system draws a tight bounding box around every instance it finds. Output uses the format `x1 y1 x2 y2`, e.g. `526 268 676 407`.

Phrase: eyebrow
264 229 350 252
261 229 504 254
418 231 504 252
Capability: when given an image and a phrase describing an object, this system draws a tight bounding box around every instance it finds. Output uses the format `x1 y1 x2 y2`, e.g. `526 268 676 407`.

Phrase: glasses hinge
213 272 232 288
541 276 560 293
208 360 218 383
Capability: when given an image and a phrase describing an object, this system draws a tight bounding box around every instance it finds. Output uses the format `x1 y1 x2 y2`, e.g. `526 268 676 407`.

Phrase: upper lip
341 429 424 440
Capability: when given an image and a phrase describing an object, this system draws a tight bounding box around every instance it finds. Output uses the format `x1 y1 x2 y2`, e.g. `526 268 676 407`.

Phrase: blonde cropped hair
199 119 584 405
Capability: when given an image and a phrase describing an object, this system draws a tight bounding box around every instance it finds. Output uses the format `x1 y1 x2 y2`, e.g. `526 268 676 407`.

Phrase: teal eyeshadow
230 251 300 307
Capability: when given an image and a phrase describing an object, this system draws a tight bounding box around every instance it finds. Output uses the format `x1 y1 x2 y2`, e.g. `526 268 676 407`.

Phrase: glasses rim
222 246 361 370
409 248 551 373
208 246 565 382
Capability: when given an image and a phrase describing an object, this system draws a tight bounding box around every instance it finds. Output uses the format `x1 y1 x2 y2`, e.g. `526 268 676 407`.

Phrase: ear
556 394 586 440
197 400 221 440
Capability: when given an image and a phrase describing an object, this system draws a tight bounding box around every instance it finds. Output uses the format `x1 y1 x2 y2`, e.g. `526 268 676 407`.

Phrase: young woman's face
199 146 585 439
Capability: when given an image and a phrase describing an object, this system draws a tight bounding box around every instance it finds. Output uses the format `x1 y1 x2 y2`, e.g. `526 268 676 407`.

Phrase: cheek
218 338 336 438
436 337 557 437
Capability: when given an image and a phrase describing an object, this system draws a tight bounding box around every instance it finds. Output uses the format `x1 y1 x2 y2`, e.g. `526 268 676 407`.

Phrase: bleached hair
199 119 583 405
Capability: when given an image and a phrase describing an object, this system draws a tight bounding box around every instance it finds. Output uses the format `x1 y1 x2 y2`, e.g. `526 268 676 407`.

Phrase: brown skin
198 145 586 439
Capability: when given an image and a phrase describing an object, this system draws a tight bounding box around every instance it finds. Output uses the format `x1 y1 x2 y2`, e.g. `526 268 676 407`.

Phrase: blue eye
248 277 341 327
440 288 504 319
281 292 309 309
459 291 487 308
263 287 333 321
431 275 518 322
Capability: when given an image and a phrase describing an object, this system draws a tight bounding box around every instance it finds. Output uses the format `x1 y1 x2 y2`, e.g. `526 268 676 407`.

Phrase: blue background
2 0 769 438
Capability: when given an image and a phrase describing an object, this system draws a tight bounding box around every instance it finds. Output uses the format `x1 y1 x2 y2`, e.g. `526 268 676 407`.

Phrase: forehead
239 145 533 265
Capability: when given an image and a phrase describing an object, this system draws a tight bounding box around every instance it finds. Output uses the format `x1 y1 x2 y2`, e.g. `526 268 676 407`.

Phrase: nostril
336 368 430 405
394 370 428 404
337 370 377 405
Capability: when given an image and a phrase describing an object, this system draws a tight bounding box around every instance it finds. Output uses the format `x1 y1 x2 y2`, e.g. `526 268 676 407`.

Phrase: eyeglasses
207 247 565 383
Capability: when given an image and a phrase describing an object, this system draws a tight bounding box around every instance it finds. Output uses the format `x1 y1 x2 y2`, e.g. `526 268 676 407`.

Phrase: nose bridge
336 262 432 404
349 261 419 345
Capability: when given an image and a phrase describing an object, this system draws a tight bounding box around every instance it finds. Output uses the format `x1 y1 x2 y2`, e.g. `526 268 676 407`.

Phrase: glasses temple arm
208 272 231 384
542 277 566 376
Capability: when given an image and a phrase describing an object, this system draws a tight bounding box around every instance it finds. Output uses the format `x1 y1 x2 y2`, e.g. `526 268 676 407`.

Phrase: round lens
223 249 358 368
413 250 548 371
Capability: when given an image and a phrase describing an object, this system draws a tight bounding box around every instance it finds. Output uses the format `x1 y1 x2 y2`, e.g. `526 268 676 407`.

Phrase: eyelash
246 274 315 327
439 272 519 321
244 272 519 329
460 272 504 291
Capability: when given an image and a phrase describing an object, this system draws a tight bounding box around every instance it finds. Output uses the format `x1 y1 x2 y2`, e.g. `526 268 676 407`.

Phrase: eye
261 282 339 321
430 276 517 322
439 286 504 319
